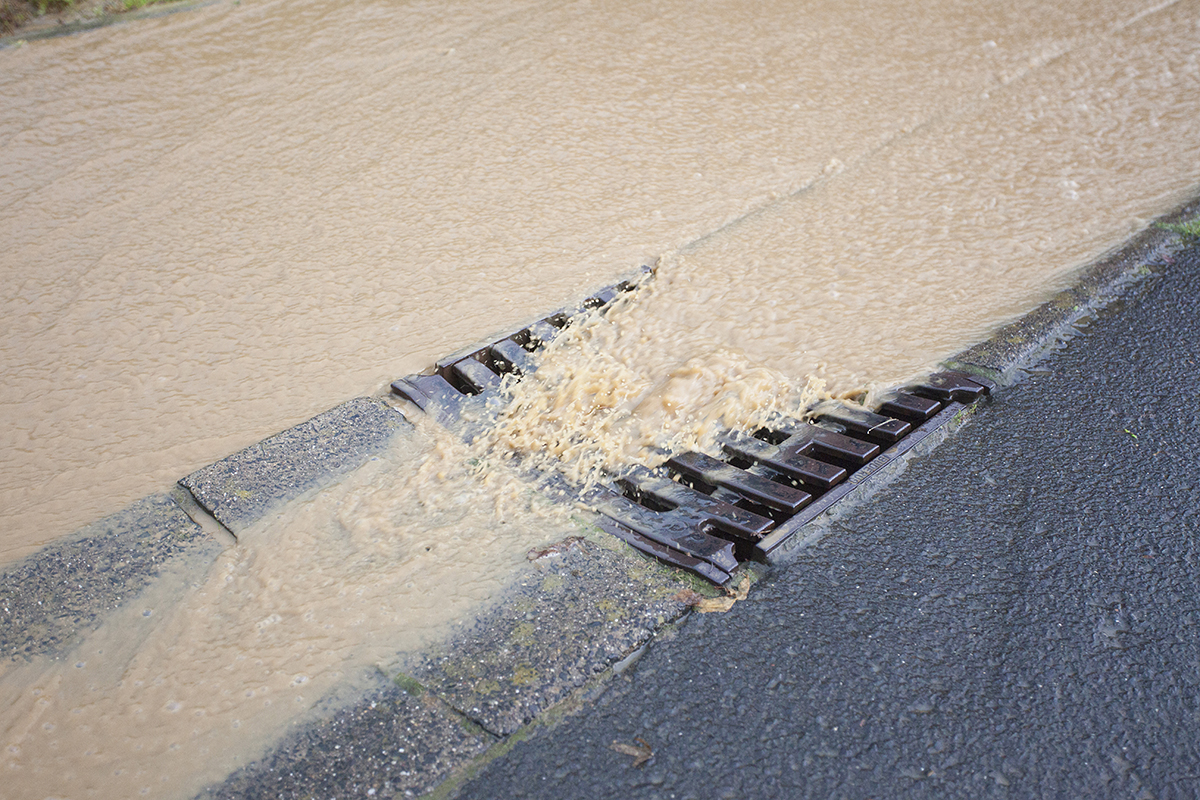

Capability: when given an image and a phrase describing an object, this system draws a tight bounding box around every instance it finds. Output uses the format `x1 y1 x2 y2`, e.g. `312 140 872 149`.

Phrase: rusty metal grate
391 275 994 584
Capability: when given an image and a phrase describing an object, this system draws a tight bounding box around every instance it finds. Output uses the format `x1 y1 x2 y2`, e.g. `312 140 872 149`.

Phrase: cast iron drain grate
390 269 648 435
391 275 994 584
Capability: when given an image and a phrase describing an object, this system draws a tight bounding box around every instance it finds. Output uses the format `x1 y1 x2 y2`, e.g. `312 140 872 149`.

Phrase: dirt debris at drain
675 573 753 614
391 271 995 585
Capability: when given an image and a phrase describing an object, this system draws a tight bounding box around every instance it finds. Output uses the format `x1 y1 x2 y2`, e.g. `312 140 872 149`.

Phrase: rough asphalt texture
453 246 1200 800
405 536 690 738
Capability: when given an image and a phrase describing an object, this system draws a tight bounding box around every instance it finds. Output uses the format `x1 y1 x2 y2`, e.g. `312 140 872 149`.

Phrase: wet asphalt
452 243 1200 800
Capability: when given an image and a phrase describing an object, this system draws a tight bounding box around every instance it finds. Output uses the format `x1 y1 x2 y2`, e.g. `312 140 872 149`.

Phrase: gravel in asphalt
451 243 1200 800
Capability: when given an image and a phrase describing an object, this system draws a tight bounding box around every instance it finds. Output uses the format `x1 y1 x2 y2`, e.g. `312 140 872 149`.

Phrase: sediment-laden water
2 0 1198 795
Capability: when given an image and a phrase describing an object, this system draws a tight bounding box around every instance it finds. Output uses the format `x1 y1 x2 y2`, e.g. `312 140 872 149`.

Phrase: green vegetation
392 672 425 697
36 0 72 14
1157 217 1200 241
1 0 80 36
1 0 175 36
1 0 34 33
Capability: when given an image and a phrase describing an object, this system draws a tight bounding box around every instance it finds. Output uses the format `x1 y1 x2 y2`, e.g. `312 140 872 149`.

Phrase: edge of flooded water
3 191 1199 797
0 0 217 49
947 192 1200 387
758 191 1200 565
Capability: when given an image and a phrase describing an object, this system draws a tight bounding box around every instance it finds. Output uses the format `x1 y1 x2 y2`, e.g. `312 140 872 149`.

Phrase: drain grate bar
810 401 911 443
666 452 813 515
720 433 848 490
579 484 740 578
878 391 942 422
389 274 994 584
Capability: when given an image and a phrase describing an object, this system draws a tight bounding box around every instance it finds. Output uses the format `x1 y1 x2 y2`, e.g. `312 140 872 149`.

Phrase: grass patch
35 0 73 15
1 0 181 36
1 0 79 35
0 0 75 36
1 0 33 33
1157 217 1200 241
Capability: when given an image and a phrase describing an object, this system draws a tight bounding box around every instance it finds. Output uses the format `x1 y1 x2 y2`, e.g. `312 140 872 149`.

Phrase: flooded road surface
3 0 1198 561
511 0 1200 483
2 0 1199 795
0 421 581 799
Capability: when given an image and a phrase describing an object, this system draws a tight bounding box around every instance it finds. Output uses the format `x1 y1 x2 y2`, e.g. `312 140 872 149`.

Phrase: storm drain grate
390 269 648 434
391 274 994 584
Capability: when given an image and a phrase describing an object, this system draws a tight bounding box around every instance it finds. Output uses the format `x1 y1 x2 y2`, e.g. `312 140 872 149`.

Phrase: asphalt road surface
453 244 1200 800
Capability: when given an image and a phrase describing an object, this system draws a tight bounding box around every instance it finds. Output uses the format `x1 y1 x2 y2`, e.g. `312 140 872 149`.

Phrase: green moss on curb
393 672 425 697
1157 217 1200 241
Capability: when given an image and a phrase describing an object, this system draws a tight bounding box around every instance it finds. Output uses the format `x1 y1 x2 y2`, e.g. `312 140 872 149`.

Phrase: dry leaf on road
610 737 653 767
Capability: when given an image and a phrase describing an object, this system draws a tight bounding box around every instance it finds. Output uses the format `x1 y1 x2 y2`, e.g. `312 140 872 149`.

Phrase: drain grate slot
391 275 648 427
616 478 677 513
389 280 994 584
440 357 498 395
768 420 882 467
526 320 563 348
672 470 719 497
751 427 791 445
488 339 532 374
728 495 793 528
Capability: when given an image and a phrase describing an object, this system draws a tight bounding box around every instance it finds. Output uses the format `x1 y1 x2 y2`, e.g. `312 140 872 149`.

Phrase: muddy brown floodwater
2 0 1199 796
4 0 1198 562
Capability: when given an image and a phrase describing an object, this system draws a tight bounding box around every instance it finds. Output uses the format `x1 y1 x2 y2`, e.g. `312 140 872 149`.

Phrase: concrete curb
0 493 219 663
1 397 409 666
401 535 691 738
198 533 702 798
179 396 411 534
197 669 497 800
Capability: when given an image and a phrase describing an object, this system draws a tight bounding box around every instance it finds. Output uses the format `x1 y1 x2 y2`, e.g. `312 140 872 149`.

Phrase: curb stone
2 398 410 665
403 535 692 737
197 669 496 800
179 396 412 534
0 493 219 662
199 532 700 798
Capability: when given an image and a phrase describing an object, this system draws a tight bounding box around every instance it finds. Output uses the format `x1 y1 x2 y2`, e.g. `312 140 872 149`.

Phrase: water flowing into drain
391 272 994 584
